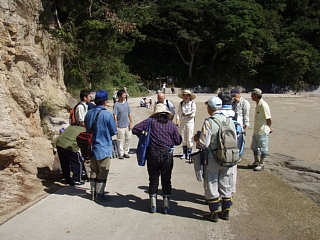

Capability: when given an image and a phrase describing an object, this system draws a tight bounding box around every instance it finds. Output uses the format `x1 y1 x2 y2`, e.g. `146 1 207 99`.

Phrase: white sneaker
254 165 264 171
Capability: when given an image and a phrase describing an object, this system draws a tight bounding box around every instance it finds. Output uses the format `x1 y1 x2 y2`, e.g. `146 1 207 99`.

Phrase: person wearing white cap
176 89 197 160
249 88 273 171
194 96 235 222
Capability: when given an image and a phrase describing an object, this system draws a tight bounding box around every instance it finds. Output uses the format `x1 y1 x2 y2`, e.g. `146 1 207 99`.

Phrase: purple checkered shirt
132 118 181 148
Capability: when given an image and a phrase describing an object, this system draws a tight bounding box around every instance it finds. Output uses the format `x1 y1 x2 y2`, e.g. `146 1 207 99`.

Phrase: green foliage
39 0 320 93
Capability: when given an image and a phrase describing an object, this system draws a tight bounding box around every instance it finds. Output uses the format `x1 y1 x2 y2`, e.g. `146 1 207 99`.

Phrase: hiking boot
247 162 260 168
124 154 130 158
118 155 124 159
248 155 260 168
254 164 264 171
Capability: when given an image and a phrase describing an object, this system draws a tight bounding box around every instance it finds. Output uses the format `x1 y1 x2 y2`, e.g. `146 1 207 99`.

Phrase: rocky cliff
0 0 70 175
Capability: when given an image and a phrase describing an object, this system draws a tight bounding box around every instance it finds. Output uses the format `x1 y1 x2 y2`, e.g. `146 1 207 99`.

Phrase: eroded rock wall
0 0 69 174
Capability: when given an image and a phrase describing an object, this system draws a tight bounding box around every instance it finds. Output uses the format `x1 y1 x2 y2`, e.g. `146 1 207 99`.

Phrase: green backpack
209 117 240 167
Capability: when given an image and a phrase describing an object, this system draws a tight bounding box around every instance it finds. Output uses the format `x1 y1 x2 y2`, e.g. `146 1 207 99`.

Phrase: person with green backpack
194 96 236 223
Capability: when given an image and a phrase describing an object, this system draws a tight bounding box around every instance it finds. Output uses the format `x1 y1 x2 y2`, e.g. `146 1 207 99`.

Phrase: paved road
1 95 320 239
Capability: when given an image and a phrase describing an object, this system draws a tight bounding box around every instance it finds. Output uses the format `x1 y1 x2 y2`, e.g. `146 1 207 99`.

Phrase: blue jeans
251 134 269 158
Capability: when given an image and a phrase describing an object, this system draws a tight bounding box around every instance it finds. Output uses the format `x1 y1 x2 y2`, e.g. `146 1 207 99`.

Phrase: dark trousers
146 146 173 195
57 146 83 182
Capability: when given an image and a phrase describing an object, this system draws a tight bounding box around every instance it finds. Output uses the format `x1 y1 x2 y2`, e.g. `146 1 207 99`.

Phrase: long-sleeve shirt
84 106 117 160
176 100 196 122
231 97 250 127
132 118 182 148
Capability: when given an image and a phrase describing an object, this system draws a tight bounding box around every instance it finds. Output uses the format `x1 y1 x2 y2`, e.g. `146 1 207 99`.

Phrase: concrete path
1 93 320 240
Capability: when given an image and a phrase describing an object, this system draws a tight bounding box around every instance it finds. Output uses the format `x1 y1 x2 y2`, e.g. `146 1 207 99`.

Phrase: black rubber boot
203 198 219 222
219 197 232 220
180 146 187 159
187 148 192 162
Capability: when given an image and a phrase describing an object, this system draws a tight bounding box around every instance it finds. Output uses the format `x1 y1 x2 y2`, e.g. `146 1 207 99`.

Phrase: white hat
150 103 172 119
178 89 196 100
205 96 222 108
252 88 262 94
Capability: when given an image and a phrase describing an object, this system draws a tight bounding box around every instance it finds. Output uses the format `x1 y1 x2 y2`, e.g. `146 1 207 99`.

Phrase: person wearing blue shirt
84 90 117 201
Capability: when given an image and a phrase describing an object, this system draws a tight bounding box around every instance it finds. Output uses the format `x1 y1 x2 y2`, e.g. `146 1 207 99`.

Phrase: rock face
0 0 70 175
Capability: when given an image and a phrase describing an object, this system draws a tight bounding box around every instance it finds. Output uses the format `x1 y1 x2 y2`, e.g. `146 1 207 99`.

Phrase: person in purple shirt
132 104 182 214
84 90 117 202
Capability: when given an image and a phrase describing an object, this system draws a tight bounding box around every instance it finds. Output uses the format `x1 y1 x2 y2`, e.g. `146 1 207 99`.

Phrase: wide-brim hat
178 89 196 100
150 103 172 119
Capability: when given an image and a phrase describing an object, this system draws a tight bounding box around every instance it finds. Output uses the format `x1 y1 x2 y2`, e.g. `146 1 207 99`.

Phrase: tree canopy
41 0 320 93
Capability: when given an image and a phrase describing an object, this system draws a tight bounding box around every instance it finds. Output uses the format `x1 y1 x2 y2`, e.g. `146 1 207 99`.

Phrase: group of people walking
56 86 272 222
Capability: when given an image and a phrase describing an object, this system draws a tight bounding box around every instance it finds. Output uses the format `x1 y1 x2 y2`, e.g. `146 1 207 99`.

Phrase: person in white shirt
75 90 91 127
176 90 196 160
231 88 250 130
113 89 118 105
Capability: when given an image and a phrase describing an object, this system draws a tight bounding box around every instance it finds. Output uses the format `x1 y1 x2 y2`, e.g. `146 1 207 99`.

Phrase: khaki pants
203 155 234 199
90 157 110 180
117 127 132 155
180 119 194 148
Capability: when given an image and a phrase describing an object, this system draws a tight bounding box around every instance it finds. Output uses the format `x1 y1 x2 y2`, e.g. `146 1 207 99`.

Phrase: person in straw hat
132 104 182 214
176 89 197 161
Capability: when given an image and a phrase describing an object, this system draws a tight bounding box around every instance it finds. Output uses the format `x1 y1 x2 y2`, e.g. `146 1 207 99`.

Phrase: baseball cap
95 90 108 101
252 88 262 94
205 96 222 108
231 88 240 96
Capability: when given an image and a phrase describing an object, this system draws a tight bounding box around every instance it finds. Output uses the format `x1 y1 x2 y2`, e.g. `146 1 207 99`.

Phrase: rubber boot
219 198 232 221
95 180 109 201
187 148 192 162
248 155 260 168
150 194 157 213
254 157 266 171
90 178 96 201
203 198 219 222
163 195 171 214
180 146 187 159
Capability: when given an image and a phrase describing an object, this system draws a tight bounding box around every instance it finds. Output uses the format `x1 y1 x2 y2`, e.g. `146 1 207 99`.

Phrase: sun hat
231 88 240 96
252 88 262 94
178 89 196 100
95 90 109 101
205 96 222 108
150 103 172 119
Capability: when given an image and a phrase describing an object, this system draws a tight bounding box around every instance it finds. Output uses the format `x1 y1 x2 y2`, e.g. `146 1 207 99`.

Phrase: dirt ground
1 90 320 224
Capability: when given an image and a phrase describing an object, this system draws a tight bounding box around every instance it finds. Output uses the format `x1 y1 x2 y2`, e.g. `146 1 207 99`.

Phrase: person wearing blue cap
84 90 117 201
194 96 236 223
